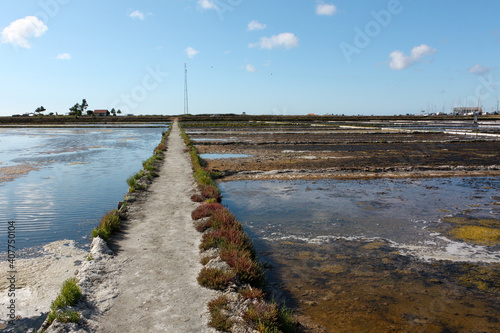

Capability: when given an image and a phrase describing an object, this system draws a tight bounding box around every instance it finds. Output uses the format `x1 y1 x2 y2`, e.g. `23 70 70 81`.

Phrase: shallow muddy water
220 178 500 263
0 126 167 254
219 178 500 332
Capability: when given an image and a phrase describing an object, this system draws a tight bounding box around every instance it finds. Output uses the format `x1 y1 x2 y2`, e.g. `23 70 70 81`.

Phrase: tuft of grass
47 310 81 325
200 184 222 202
126 175 137 189
47 278 82 325
191 194 204 203
154 143 167 154
209 209 240 231
239 286 265 300
277 303 296 333
195 219 212 233
194 168 214 186
243 301 296 333
220 248 263 285
200 255 215 266
243 302 279 332
91 209 121 241
200 228 254 254
127 172 147 192
207 296 233 332
197 267 236 290
451 226 500 245
57 278 82 307
191 203 225 220
142 157 156 172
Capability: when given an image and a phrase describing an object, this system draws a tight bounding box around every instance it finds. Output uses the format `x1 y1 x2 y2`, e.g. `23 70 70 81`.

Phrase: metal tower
184 63 189 115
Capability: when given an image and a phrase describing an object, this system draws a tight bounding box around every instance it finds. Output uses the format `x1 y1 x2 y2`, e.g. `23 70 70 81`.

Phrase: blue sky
1 0 499 116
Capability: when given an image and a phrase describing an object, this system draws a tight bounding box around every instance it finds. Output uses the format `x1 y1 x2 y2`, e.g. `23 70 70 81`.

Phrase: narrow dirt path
97 120 216 332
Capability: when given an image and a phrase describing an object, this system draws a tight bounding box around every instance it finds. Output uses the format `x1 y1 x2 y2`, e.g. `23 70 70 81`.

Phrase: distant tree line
69 99 88 117
29 100 123 117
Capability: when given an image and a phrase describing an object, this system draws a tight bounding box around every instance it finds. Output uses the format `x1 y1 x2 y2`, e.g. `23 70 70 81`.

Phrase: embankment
37 120 216 332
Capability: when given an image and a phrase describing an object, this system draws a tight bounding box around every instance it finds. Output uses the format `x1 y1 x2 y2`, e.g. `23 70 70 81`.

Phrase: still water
219 178 500 262
219 178 500 331
0 126 167 253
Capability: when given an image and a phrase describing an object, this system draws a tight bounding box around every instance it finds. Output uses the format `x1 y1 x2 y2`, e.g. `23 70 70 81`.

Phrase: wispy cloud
316 2 337 16
56 53 71 60
246 64 256 73
197 0 218 10
1 16 48 49
389 44 436 70
185 46 200 58
247 20 266 31
249 32 299 50
468 64 494 76
129 10 145 20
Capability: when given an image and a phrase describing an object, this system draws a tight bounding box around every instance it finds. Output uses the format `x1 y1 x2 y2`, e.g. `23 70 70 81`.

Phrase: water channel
0 126 167 254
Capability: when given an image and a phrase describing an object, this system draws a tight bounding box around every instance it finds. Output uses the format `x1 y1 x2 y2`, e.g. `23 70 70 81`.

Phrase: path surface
97 120 216 332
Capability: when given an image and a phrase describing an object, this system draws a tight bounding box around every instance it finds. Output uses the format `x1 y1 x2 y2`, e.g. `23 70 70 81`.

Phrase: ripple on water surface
0 126 167 252
219 177 500 332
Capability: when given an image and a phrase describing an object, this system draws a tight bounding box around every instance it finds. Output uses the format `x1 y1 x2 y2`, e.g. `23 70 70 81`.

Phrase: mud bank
183 121 500 181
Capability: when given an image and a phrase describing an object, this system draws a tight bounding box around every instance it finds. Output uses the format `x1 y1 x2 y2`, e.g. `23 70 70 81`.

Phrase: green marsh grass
91 209 121 241
46 278 82 325
207 296 233 332
197 267 236 290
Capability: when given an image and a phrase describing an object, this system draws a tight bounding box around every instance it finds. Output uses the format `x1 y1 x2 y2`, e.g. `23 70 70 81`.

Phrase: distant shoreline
1 113 499 126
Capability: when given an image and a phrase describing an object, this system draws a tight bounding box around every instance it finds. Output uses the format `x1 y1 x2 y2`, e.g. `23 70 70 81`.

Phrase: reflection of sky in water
0 127 167 252
219 178 500 262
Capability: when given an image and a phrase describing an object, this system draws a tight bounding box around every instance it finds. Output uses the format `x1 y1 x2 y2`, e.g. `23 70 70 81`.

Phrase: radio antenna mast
184 63 189 115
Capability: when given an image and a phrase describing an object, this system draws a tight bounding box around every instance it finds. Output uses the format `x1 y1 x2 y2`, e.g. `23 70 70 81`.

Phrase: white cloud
246 64 256 73
130 10 145 20
316 3 337 16
468 64 493 76
197 0 218 10
247 20 266 31
389 44 436 70
56 53 71 60
1 16 48 49
185 46 199 58
249 33 299 50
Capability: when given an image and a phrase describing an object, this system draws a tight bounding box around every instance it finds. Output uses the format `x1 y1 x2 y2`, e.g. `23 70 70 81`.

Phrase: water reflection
219 178 500 332
0 126 167 252
219 178 500 262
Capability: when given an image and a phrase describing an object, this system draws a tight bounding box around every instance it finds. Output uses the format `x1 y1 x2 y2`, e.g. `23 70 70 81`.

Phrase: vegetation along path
97 120 216 332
